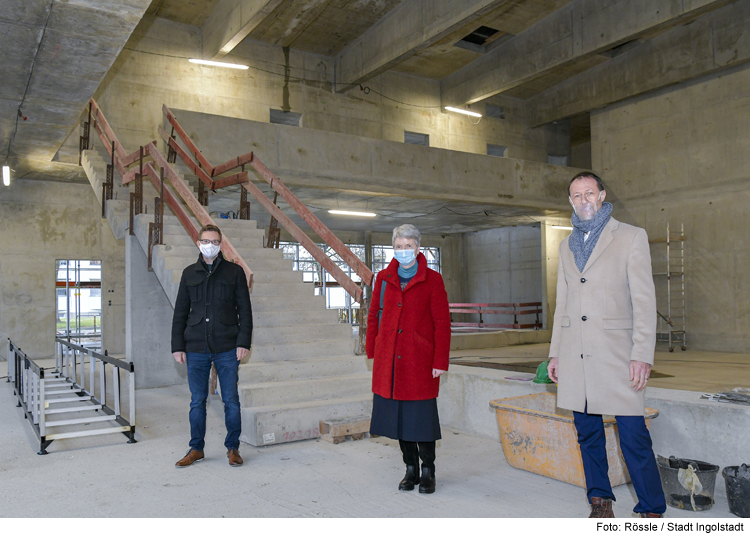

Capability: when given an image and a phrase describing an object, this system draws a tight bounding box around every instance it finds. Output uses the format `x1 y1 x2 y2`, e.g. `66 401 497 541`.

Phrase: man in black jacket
171 225 252 468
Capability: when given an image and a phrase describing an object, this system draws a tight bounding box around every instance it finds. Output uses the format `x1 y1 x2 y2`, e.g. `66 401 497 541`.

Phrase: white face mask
199 242 221 260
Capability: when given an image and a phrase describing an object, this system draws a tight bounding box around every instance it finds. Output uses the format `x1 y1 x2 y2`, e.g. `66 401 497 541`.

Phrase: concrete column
126 235 187 388
541 219 571 330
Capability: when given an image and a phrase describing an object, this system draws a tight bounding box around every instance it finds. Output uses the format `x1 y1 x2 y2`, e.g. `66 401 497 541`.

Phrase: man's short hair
199 224 222 241
392 224 421 247
568 171 605 195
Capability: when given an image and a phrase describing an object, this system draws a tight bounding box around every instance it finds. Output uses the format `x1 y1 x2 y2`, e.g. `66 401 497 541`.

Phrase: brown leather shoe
589 497 615 518
638 513 664 518
175 449 204 468
227 448 243 467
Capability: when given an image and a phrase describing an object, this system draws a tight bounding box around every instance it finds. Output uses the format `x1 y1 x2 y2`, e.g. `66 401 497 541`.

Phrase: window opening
487 144 507 157
56 259 102 349
404 131 429 146
270 109 302 127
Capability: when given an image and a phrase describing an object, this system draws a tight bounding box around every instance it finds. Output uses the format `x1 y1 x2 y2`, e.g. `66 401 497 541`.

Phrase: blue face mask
394 249 416 265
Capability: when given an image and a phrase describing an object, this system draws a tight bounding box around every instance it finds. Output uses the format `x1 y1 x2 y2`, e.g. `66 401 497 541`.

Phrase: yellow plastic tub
489 392 658 488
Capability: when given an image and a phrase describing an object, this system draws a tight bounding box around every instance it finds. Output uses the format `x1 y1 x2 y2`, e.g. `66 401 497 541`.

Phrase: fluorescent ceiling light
551 225 573 231
445 106 482 118
329 210 376 217
189 59 249 70
2 166 9 187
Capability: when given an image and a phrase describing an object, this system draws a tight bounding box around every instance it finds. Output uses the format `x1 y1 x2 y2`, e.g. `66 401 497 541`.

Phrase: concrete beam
171 108 581 212
202 0 289 60
441 0 733 107
529 0 750 126
335 0 510 93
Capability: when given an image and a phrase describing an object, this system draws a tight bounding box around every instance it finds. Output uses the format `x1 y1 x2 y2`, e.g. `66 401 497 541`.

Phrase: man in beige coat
548 172 666 518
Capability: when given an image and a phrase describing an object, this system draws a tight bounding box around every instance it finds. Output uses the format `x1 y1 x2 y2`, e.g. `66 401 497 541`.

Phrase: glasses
570 190 601 204
199 239 221 246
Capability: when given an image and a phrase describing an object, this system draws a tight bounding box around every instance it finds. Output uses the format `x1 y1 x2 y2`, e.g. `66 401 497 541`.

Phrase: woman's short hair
392 224 421 247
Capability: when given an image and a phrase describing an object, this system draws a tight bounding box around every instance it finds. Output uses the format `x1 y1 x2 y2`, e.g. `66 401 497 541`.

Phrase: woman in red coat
366 224 451 494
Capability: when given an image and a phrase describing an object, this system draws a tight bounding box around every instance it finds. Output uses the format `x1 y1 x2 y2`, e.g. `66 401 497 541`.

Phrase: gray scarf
569 201 613 272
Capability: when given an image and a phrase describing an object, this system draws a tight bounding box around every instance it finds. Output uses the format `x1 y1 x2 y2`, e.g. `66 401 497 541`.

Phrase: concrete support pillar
540 219 571 330
126 235 187 389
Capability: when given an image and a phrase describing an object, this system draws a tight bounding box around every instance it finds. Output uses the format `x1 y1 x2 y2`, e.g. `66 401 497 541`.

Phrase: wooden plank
241 179 362 302
249 155 374 287
319 417 370 437
212 171 249 190
122 141 157 168
91 120 126 177
157 125 214 189
90 99 127 161
212 151 254 177
162 105 213 175
146 142 253 288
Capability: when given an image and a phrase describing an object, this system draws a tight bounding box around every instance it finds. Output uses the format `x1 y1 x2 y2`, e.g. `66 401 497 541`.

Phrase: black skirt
370 393 442 442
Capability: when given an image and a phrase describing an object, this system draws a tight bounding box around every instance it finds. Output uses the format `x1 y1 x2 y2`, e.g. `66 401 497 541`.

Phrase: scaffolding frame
650 223 687 352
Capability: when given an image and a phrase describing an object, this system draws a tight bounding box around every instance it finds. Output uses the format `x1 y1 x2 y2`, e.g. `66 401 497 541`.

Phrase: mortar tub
489 392 658 488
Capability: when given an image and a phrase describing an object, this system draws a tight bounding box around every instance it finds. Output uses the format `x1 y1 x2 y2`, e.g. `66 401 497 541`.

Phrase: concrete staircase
81 149 373 446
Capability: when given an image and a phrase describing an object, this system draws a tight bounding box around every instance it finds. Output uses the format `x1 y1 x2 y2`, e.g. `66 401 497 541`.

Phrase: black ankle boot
419 466 436 494
399 465 420 491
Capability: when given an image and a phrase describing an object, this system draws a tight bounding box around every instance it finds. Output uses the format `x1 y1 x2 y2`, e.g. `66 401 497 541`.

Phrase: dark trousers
186 348 241 451
573 407 666 514
399 440 436 472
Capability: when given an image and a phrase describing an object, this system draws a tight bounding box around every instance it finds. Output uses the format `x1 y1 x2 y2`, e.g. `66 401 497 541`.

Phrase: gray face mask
199 242 220 260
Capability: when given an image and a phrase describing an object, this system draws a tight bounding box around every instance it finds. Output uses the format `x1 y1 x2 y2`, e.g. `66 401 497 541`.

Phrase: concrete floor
450 343 750 393
0 365 738 518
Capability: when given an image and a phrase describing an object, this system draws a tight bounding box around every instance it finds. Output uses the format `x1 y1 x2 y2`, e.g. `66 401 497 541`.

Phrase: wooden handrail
449 302 542 331
87 100 254 288
161 104 374 301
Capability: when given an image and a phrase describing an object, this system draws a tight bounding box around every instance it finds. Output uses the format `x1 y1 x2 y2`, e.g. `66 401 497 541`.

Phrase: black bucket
723 465 750 518
656 455 719 511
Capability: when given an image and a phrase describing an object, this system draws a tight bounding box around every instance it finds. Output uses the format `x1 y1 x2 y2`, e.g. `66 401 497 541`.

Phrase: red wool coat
365 253 451 400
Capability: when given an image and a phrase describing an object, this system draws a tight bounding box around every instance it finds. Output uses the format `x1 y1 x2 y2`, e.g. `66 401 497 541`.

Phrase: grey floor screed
0 381 734 518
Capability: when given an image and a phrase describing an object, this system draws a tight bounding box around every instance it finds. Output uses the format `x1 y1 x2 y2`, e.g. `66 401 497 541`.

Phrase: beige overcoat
549 217 656 416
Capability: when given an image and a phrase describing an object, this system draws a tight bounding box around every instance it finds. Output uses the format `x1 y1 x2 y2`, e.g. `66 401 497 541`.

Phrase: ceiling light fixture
2 166 10 187
445 106 482 118
551 225 573 231
189 59 249 70
329 210 377 217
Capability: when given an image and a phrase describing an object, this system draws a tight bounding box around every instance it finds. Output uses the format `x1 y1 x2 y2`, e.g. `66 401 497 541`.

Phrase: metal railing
449 302 543 331
7 338 136 455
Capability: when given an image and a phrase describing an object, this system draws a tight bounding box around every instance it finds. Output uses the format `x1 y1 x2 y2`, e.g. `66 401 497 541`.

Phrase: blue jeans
186 348 241 451
573 406 666 514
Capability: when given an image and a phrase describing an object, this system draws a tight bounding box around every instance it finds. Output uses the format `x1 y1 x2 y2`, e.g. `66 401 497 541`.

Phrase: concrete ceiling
0 0 151 182
3 0 740 237
205 179 562 235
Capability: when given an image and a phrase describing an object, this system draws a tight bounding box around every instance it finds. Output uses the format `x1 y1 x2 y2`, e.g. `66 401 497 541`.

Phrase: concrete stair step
250 294 326 312
240 373 371 407
240 394 373 447
238 354 366 383
250 337 354 361
248 307 342 327
252 322 352 344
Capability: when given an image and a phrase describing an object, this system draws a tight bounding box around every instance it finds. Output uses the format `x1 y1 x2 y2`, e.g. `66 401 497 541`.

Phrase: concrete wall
463 225 543 307
87 15 567 165
591 63 750 352
0 180 125 360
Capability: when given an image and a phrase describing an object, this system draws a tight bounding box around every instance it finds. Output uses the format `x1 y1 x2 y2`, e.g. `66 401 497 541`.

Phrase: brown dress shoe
638 513 664 518
175 449 204 468
589 497 615 518
227 448 243 467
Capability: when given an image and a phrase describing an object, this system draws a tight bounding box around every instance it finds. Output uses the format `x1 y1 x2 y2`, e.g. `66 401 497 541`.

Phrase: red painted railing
449 302 542 330
159 105 374 303
87 99 254 287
